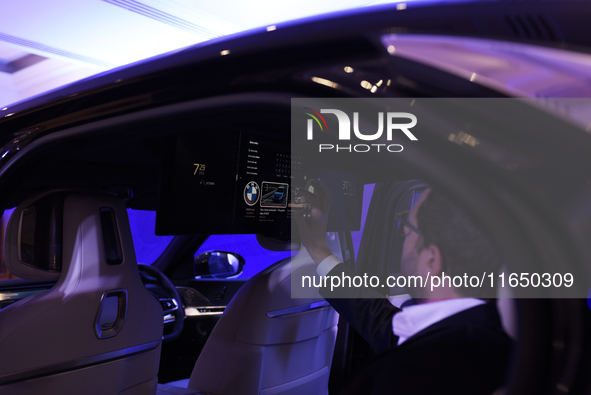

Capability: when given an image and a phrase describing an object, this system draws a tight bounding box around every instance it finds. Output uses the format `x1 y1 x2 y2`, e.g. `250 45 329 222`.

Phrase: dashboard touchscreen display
232 132 293 236
156 128 361 236
157 129 240 234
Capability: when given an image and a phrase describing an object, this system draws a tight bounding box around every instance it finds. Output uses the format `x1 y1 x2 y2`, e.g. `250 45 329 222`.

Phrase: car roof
1 0 591 148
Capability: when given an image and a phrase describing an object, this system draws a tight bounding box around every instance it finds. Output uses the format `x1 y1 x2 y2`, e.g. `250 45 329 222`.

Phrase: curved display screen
157 127 361 236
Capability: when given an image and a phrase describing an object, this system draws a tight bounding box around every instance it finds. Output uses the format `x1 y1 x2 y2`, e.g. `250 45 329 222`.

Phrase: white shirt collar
392 298 485 345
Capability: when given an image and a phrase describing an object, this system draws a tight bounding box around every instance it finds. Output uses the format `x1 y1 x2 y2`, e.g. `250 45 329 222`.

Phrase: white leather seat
0 190 163 395
160 248 339 395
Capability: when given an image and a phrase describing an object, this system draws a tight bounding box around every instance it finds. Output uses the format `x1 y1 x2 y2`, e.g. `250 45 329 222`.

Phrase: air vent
197 307 225 314
184 306 226 317
505 14 561 41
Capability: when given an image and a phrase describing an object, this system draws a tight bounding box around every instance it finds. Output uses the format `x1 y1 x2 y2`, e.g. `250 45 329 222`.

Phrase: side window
193 185 375 280
127 209 174 265
355 181 426 282
195 234 291 279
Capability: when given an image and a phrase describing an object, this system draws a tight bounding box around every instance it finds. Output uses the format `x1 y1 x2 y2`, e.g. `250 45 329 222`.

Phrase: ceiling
0 0 387 108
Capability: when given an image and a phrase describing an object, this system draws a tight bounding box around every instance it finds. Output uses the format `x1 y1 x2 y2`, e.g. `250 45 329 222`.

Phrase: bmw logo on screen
244 181 260 206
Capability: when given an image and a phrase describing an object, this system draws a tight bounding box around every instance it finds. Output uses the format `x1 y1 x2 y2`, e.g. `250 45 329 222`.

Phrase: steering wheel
138 264 185 343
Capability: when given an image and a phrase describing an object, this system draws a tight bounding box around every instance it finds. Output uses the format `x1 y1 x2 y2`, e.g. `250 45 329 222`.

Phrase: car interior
2 15 591 392
0 97 356 395
0 94 540 394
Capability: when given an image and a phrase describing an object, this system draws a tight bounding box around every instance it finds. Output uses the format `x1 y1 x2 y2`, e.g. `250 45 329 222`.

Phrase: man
295 184 512 394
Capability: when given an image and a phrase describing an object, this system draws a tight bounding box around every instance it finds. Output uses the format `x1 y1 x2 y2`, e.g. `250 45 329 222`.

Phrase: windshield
127 209 174 265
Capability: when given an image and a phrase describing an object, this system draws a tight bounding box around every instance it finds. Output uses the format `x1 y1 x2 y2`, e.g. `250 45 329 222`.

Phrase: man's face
400 188 431 297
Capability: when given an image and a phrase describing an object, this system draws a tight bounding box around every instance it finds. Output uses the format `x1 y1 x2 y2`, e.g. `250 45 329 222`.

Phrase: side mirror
194 251 245 278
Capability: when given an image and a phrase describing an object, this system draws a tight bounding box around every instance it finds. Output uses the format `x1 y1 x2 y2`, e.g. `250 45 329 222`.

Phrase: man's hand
293 179 333 264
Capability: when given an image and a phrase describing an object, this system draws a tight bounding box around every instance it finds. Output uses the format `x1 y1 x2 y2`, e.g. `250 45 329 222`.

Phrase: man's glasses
394 210 423 237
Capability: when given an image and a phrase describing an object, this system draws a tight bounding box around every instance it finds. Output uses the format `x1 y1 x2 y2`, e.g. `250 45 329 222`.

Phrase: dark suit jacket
320 265 512 394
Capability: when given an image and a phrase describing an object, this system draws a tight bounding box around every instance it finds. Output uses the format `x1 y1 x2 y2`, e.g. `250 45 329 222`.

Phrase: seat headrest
4 190 125 281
